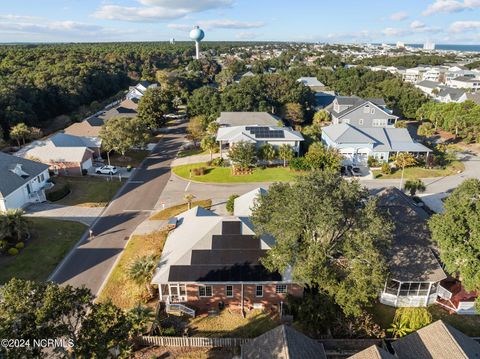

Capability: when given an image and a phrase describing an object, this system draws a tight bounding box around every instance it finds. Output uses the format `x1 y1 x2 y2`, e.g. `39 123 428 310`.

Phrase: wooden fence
138 336 250 348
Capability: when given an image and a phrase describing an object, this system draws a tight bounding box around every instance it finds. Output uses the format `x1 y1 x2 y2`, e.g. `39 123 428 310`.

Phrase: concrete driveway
25 203 103 226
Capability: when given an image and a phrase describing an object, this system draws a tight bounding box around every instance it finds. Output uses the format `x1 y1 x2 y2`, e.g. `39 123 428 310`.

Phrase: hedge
46 182 71 202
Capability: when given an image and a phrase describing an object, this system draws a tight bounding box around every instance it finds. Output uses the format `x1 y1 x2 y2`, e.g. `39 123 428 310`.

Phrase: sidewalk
24 202 103 226
171 153 222 166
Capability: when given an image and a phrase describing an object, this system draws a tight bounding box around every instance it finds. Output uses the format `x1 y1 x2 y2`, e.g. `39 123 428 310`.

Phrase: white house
216 125 304 156
415 80 443 97
0 152 50 211
322 123 431 165
296 77 325 91
449 76 480 91
126 81 158 101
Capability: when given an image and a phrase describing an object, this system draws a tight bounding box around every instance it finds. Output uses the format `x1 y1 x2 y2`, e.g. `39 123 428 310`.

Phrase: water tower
189 26 205 60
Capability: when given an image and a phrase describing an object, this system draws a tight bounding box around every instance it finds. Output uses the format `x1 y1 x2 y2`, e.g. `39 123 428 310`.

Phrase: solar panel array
245 126 285 139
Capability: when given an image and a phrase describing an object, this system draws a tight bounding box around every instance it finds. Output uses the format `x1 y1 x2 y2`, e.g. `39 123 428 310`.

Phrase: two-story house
330 96 398 128
0 152 50 211
323 97 430 165
126 81 158 101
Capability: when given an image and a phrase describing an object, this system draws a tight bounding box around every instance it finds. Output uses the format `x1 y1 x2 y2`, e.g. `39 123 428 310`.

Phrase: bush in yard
391 307 432 333
368 156 380 167
209 157 224 167
8 248 19 256
127 165 132 172
15 242 24 249
289 157 309 171
381 162 392 175
226 194 239 214
228 141 257 171
191 167 206 176
46 182 71 202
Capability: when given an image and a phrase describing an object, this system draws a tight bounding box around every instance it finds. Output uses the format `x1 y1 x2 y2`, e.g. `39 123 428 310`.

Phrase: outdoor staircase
165 301 195 318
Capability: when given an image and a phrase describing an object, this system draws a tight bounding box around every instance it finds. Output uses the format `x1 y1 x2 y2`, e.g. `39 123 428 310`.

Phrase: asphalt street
49 120 186 296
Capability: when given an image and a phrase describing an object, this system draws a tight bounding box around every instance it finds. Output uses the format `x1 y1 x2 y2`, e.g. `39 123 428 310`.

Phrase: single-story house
64 116 104 138
126 81 157 101
16 133 94 176
241 325 327 359
297 77 326 92
151 203 302 315
350 320 480 358
0 152 50 211
217 125 304 156
390 320 480 358
377 188 447 308
415 80 443 96
216 112 280 127
436 87 466 103
322 123 431 165
329 96 398 128
99 99 138 121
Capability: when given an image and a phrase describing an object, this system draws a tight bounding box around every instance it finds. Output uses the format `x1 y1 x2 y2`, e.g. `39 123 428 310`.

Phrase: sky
1 0 480 43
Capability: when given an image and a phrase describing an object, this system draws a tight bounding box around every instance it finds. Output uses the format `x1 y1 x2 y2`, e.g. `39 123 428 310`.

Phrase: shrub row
46 182 71 202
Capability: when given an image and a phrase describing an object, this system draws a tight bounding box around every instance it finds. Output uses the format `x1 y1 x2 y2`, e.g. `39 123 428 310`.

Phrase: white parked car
95 165 118 175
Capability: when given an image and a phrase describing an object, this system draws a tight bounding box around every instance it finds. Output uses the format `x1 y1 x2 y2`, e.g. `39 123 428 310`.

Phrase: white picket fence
138 336 250 348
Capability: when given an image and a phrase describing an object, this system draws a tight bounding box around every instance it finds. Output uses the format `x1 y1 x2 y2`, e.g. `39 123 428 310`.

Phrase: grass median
149 199 212 220
173 162 301 183
0 218 86 284
372 161 464 180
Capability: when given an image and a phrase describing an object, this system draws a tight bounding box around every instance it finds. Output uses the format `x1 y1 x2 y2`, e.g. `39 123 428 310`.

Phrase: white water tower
189 26 205 60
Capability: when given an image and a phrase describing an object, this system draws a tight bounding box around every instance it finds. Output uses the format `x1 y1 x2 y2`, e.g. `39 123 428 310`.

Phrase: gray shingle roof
0 152 48 198
241 325 327 359
437 87 465 101
332 96 393 119
391 320 480 359
349 345 395 359
216 112 280 127
377 188 446 283
416 80 442 89
322 124 431 153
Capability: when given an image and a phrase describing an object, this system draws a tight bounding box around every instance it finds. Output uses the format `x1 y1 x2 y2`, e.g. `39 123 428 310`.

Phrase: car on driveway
95 165 118 175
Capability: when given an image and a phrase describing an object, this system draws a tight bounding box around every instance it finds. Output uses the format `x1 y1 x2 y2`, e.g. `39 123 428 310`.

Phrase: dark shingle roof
377 188 446 283
241 325 327 359
392 320 480 359
0 152 48 198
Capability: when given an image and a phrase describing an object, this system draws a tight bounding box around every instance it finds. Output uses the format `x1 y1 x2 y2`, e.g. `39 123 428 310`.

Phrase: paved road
50 120 187 295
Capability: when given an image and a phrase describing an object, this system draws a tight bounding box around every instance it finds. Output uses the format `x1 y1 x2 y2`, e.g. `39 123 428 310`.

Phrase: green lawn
177 148 209 158
173 163 302 183
369 303 480 337
52 176 123 207
0 218 86 284
149 200 212 220
188 309 279 338
373 161 464 180
98 230 168 310
109 149 150 167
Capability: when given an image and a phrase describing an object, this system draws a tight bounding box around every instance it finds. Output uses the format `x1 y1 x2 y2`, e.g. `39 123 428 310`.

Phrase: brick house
151 191 303 315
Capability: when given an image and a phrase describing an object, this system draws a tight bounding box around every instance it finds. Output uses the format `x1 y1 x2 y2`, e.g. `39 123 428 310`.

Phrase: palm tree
404 179 426 197
387 318 414 338
128 305 155 336
127 255 157 298
0 209 29 243
200 135 217 161
184 193 196 209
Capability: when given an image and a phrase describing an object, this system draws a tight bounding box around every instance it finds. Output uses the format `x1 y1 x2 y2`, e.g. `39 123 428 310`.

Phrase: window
226 285 233 297
275 285 287 294
358 119 364 125
198 286 212 297
370 108 375 114
255 285 263 297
